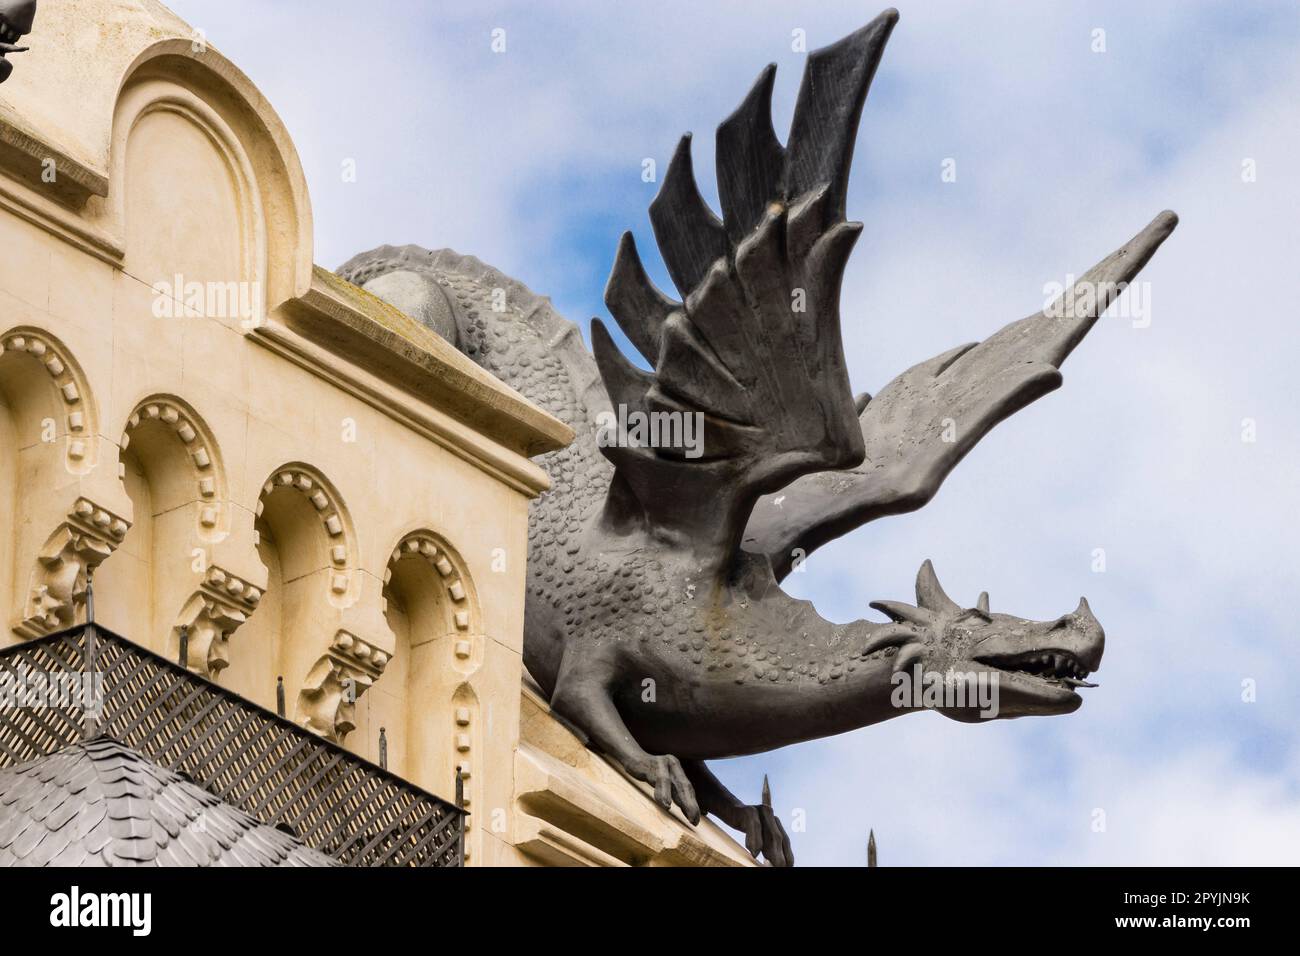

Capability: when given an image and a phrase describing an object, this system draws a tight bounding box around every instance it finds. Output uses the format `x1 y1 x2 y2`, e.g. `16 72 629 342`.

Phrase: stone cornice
252 270 570 498
296 268 571 457
0 115 109 207
0 169 122 266
514 683 755 867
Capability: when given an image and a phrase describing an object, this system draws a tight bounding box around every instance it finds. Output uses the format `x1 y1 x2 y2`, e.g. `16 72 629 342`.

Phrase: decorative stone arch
233 463 390 743
385 530 481 636
119 395 229 537
96 394 260 676
374 529 483 804
0 326 100 474
113 88 266 328
256 464 357 600
1 327 129 639
94 39 315 318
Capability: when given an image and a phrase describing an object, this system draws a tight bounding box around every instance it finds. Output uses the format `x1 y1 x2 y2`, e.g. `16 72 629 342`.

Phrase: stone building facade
0 0 751 866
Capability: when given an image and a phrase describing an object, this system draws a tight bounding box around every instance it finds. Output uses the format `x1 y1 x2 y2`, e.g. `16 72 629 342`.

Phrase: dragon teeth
1062 677 1098 688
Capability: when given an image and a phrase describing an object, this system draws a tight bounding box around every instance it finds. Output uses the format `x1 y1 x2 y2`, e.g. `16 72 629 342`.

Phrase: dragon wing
744 209 1179 578
593 12 899 555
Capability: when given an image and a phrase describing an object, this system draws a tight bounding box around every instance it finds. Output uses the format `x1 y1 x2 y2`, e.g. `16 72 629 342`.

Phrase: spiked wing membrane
745 210 1179 578
594 7 1178 577
593 12 900 541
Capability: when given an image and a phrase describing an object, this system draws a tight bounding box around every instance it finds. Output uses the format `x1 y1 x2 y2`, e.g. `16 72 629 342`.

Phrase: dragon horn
868 600 931 627
916 560 960 616
761 774 772 808
893 643 925 675
976 591 990 615
859 624 921 657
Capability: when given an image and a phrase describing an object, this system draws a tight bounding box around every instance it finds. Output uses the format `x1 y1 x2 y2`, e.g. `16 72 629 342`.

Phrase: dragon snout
969 595 1105 694
1068 596 1105 673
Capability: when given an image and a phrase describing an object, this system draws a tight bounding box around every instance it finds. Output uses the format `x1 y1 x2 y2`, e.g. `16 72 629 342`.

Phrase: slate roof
0 737 337 867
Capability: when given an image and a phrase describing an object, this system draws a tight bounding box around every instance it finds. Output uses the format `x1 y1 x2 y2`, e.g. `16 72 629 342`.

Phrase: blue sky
167 0 1300 865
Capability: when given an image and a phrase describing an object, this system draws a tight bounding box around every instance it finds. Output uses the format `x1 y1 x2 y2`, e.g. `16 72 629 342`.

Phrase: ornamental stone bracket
172 565 264 679
296 630 391 742
16 497 130 638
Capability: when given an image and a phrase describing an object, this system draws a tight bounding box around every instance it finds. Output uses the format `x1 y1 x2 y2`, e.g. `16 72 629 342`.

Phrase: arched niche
94 396 243 671
366 530 482 797
122 98 257 320
0 327 99 474
89 41 315 323
224 464 360 721
0 328 123 641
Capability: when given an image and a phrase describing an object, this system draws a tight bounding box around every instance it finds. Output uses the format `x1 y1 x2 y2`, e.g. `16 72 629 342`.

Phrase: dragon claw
638 754 701 825
738 803 794 867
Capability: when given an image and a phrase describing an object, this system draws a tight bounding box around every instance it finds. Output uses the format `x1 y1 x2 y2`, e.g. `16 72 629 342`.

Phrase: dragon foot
630 753 701 825
680 762 794 866
735 801 793 868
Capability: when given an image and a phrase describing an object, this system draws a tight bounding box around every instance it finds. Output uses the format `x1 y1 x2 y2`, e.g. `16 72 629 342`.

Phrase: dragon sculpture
340 9 1177 866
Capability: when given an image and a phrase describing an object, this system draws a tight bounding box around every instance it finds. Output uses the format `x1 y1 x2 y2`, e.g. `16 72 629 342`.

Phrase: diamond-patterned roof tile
0 738 336 867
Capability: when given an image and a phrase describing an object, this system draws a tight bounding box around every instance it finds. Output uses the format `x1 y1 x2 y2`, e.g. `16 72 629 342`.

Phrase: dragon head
0 1 35 84
870 560 1104 721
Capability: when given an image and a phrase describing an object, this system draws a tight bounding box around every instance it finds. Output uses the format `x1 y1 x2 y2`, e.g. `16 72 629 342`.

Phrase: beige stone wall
0 0 752 867
501 682 755 866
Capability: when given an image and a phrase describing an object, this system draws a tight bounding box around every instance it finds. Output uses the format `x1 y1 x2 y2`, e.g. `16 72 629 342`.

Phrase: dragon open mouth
975 650 1098 689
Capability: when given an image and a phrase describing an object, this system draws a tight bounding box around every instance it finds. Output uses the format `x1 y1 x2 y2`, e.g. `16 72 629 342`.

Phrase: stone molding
385 532 474 634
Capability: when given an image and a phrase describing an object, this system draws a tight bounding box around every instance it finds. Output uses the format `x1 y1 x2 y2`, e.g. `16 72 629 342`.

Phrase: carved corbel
16 498 129 638
172 566 263 678
296 630 391 742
